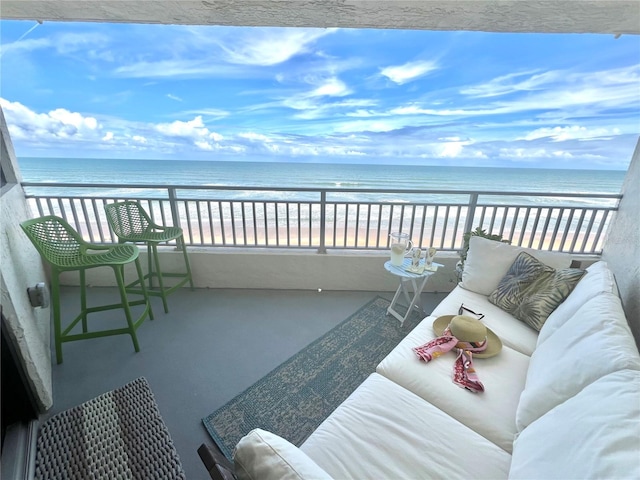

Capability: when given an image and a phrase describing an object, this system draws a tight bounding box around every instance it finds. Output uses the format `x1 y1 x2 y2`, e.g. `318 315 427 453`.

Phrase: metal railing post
463 193 478 237
318 190 327 254
168 187 182 251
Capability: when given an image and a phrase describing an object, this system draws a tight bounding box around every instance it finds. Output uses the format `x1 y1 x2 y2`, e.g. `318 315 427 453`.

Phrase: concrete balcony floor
44 285 448 478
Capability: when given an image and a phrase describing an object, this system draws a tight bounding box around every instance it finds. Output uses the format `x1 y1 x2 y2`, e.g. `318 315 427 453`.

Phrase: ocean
18 157 625 207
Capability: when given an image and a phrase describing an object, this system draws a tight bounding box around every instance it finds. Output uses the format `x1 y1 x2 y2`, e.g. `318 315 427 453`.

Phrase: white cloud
309 77 350 97
155 116 208 138
167 94 183 102
433 137 474 158
346 109 378 118
183 108 229 118
194 140 214 150
0 38 50 57
114 27 337 79
495 146 604 161
1 32 109 58
217 28 336 66
102 132 114 141
154 116 226 151
498 147 548 159
114 59 249 79
461 70 559 97
281 76 358 119
239 132 272 142
132 135 147 143
384 64 639 122
209 131 224 142
49 108 99 130
0 98 101 141
335 119 402 133
380 60 438 85
390 105 469 116
437 142 464 157
459 65 640 117
521 125 623 142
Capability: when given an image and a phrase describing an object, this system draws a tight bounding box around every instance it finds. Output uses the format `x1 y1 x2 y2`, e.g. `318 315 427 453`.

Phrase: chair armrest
197 443 237 480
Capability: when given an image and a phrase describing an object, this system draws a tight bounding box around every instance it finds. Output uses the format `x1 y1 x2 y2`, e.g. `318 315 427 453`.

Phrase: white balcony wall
1 110 52 411
602 140 640 347
58 250 462 293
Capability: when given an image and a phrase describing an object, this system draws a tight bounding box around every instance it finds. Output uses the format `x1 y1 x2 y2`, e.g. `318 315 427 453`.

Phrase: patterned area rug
35 377 185 480
202 296 422 460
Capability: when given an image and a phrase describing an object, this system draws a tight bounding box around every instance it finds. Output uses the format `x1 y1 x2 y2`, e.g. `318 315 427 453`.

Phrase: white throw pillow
234 429 333 480
537 261 618 346
510 370 640 480
516 292 640 431
460 236 572 296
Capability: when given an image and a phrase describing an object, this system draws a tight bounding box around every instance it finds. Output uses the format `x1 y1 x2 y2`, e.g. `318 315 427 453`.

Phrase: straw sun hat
432 315 502 358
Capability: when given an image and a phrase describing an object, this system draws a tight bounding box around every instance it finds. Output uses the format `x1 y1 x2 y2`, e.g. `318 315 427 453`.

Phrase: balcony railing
21 182 621 255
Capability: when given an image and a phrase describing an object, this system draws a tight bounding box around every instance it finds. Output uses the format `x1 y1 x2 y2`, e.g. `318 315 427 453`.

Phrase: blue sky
1 21 639 169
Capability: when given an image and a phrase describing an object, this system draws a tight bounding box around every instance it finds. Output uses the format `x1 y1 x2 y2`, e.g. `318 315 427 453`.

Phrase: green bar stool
104 201 194 313
20 216 154 364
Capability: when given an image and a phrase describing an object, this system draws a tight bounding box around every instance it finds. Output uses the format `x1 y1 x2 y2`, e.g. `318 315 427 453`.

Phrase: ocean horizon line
17 156 629 173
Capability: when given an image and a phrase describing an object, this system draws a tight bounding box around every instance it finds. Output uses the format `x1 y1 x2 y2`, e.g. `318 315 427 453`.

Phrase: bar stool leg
113 264 140 352
51 270 64 364
180 235 195 290
151 243 170 313
134 257 154 321
80 269 88 333
147 244 154 289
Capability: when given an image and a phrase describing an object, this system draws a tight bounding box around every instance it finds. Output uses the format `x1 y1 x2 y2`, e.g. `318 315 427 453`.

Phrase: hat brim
432 315 502 359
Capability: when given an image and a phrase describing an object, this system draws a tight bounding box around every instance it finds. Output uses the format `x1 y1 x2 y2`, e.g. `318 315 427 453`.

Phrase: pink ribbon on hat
412 326 487 393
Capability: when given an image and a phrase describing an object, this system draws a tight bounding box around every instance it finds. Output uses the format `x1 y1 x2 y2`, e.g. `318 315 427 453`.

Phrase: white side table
384 258 443 326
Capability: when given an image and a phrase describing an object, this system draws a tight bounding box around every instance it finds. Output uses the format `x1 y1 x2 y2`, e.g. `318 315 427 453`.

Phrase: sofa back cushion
537 261 618 346
509 369 640 480
515 292 640 431
460 236 572 296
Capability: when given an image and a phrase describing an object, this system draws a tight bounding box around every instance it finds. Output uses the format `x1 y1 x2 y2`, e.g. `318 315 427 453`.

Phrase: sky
0 21 639 170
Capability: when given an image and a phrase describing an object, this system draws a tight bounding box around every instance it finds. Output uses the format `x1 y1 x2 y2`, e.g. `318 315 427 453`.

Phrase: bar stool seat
21 215 154 364
117 226 184 244
104 201 194 313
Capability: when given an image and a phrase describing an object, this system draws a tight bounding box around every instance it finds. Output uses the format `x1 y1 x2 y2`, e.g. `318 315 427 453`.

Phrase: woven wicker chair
21 215 153 364
104 201 194 313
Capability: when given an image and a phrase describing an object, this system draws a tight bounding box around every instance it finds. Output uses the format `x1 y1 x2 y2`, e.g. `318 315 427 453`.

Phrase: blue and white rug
202 296 421 459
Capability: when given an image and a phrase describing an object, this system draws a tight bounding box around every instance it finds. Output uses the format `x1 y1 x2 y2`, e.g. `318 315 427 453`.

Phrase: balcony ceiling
1 0 638 34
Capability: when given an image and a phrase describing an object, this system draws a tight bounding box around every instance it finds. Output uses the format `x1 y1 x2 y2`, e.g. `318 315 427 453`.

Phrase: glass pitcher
389 232 413 266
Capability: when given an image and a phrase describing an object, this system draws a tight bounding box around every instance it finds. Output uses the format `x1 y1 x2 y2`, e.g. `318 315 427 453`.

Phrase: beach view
1 21 638 253
1 5 639 480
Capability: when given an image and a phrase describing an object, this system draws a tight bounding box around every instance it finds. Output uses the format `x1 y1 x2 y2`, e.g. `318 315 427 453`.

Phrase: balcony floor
44 286 447 478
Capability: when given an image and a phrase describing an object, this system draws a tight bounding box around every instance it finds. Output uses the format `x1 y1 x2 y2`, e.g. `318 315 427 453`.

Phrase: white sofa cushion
537 261 618 346
509 369 640 480
431 285 539 356
234 428 332 480
460 236 572 296
376 317 530 452
301 373 511 480
516 292 640 431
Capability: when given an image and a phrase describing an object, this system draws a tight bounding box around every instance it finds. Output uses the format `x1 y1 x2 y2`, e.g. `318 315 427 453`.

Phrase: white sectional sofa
230 237 640 479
